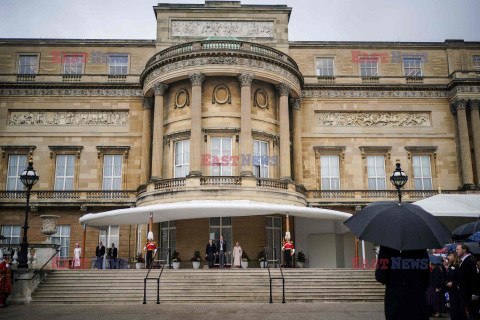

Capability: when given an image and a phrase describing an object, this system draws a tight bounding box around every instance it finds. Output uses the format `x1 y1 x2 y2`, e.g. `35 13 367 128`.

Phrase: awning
79 200 351 228
414 194 480 218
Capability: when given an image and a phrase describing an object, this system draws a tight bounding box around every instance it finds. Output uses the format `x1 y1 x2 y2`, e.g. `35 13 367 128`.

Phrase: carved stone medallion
175 89 190 109
254 88 269 109
212 84 231 104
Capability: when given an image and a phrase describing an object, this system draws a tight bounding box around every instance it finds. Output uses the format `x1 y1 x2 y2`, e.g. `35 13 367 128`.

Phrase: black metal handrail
15 248 61 282
264 247 285 304
143 249 159 304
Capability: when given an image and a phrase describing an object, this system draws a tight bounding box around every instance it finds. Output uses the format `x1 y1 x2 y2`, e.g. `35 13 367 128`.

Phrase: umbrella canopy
452 221 480 240
343 201 452 251
466 231 480 242
429 254 444 265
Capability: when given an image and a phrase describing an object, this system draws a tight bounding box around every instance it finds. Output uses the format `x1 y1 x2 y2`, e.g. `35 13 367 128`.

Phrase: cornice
0 83 143 97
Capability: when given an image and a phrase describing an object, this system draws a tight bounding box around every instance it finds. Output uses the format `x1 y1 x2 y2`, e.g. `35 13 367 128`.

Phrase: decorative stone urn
40 215 60 243
192 261 200 269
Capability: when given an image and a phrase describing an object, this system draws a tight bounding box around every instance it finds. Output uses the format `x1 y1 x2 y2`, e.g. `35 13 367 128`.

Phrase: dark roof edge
0 38 156 46
289 40 480 48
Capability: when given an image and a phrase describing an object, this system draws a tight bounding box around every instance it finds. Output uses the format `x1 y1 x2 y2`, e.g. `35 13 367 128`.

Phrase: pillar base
240 170 254 177
458 183 477 190
187 171 202 177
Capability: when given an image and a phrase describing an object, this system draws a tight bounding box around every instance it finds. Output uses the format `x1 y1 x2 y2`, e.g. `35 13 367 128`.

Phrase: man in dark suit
205 239 216 269
95 241 105 269
375 245 430 320
108 243 118 269
457 243 479 320
218 236 227 269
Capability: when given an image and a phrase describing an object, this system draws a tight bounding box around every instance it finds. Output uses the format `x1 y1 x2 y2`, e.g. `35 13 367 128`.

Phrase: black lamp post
17 156 39 269
390 160 408 205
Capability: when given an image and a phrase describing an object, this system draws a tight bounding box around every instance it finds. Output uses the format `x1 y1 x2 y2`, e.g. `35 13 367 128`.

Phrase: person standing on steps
95 241 105 269
205 239 216 269
144 232 157 269
232 242 242 268
71 243 81 269
218 235 227 269
282 232 294 268
108 243 118 269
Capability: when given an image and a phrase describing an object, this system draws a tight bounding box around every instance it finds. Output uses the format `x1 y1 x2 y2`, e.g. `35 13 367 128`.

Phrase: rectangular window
404 58 422 77
413 155 433 190
265 216 282 262
160 221 176 262
253 140 269 178
474 55 480 69
211 137 232 176
360 58 379 77
367 155 386 190
174 140 190 178
63 54 84 75
102 155 123 190
54 155 75 191
1 225 22 245
52 225 70 259
320 155 340 190
18 55 38 74
209 217 232 264
6 154 27 191
316 58 334 77
99 226 120 251
109 55 128 75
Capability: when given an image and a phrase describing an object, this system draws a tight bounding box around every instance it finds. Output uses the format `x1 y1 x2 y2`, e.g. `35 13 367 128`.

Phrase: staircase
31 268 384 304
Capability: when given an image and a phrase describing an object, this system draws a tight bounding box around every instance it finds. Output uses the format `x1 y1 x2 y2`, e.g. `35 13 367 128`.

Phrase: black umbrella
344 201 452 251
452 220 480 240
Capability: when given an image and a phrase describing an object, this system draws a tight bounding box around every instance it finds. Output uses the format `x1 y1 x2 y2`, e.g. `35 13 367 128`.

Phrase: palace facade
1 1 480 268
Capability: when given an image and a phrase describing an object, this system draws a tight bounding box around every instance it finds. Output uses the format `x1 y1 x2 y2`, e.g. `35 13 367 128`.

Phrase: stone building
1 1 479 268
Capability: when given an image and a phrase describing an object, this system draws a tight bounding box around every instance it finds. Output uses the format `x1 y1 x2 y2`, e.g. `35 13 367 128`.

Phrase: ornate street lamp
17 155 39 269
390 160 408 205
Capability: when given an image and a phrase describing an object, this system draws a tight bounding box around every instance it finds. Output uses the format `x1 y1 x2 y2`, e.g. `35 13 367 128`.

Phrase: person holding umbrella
344 161 451 320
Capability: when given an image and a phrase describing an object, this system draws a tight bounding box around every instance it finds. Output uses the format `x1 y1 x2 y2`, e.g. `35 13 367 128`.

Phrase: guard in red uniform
0 261 11 308
143 232 157 269
282 232 295 268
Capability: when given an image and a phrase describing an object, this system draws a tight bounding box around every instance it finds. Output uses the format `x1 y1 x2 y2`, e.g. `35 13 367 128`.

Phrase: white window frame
360 58 379 77
1 225 22 245
320 155 340 190
108 55 128 75
52 225 70 259
253 140 269 178
316 57 335 77
265 216 282 262
404 57 422 77
174 139 190 178
366 155 386 190
412 155 433 190
474 55 480 69
160 221 176 261
99 226 120 251
102 155 123 191
209 217 232 264
63 54 85 75
18 55 38 75
211 137 232 176
54 155 75 191
6 154 27 191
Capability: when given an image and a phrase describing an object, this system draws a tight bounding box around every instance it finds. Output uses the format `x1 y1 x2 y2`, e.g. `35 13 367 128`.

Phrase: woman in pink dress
232 242 242 268
72 243 81 269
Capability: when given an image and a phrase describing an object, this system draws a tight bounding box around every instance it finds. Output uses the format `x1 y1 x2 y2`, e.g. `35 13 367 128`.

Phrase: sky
0 0 479 42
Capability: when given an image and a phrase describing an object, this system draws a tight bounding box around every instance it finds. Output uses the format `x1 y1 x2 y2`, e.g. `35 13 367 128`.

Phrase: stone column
469 99 480 186
451 98 474 189
291 98 303 184
238 73 254 176
151 83 168 179
188 73 205 177
276 83 291 181
140 96 153 184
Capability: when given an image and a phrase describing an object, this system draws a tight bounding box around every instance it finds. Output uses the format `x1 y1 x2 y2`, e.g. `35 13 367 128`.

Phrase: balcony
0 190 137 208
305 189 480 206
136 176 306 207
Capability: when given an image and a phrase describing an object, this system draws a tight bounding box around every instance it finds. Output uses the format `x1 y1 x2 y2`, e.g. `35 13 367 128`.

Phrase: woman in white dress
72 243 81 269
232 242 242 268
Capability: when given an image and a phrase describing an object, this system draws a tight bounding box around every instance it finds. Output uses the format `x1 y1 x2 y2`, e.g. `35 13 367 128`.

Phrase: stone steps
31 268 384 304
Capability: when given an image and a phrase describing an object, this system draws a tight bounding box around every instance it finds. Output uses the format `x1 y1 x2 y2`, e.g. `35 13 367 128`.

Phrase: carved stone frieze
302 89 448 99
315 112 431 127
8 110 128 126
171 20 274 38
0 87 143 97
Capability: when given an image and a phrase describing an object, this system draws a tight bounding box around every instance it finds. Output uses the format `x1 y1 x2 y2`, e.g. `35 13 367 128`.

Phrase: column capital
142 96 154 110
275 83 291 97
289 98 302 110
469 99 480 111
153 82 169 96
189 73 205 86
238 73 254 87
450 98 468 114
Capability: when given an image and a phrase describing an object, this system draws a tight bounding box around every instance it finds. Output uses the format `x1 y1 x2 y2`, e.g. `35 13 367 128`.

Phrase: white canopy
414 194 480 218
79 200 351 228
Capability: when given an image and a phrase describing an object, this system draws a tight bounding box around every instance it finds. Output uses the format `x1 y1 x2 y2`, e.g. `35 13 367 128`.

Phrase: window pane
423 178 432 190
222 217 232 226
210 217 220 226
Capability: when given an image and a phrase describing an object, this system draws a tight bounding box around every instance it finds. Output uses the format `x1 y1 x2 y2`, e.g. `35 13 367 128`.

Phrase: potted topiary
134 253 145 269
257 250 266 268
296 251 306 268
191 251 202 269
172 250 181 269
241 251 250 268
